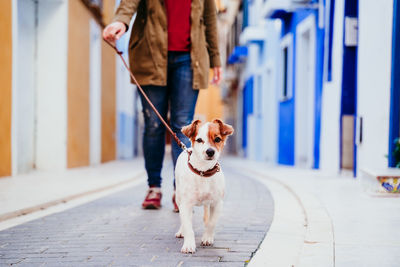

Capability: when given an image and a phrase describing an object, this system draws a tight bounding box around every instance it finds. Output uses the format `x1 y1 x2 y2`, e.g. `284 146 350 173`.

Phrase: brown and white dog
174 119 234 253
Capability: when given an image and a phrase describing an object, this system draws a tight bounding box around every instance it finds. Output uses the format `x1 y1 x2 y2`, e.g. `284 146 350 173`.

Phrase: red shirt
165 0 191 51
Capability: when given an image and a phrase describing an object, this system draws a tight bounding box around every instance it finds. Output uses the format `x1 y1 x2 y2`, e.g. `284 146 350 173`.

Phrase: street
0 163 273 267
1 0 400 266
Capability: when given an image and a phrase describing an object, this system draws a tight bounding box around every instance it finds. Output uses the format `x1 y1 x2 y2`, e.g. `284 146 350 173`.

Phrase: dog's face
182 119 234 161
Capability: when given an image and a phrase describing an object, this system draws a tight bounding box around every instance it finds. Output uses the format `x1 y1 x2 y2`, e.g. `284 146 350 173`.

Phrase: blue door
389 0 400 167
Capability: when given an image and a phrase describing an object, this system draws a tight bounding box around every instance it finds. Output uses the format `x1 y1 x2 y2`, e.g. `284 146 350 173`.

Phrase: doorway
340 0 358 175
295 15 316 168
14 0 37 174
89 19 102 165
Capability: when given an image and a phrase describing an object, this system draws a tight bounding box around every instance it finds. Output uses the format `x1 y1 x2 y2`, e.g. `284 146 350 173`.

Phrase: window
283 47 289 98
327 0 335 81
280 34 293 101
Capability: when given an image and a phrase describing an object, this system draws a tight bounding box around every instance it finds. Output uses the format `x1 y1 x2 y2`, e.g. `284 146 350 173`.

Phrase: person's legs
140 85 168 188
168 52 199 183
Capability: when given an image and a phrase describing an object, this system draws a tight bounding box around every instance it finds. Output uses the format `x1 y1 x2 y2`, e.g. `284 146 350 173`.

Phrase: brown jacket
113 0 221 89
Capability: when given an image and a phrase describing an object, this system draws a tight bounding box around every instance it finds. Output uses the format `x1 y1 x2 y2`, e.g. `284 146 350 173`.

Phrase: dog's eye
214 137 222 143
196 138 204 143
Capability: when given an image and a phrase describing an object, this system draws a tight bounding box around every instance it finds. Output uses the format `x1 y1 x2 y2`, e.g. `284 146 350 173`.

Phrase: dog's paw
201 234 214 246
181 242 196 253
175 231 184 238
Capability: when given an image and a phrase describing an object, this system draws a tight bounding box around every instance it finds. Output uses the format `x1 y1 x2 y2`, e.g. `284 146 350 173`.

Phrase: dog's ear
181 120 202 139
212 119 234 136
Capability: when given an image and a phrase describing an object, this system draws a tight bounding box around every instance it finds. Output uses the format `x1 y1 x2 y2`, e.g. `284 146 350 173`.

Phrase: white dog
174 119 234 253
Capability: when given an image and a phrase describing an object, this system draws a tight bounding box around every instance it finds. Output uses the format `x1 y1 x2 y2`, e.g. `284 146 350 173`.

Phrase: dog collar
187 151 221 178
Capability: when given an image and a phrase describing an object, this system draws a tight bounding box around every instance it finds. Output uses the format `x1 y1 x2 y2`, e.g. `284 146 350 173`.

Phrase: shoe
172 192 179 213
142 187 162 209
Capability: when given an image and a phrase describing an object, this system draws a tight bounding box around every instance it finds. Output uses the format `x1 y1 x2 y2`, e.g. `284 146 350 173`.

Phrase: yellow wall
67 0 91 168
195 71 224 122
101 0 116 163
68 0 117 167
0 0 12 177
101 41 116 162
102 0 116 25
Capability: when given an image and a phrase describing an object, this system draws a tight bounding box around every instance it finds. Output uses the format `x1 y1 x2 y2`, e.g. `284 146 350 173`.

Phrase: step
360 168 400 194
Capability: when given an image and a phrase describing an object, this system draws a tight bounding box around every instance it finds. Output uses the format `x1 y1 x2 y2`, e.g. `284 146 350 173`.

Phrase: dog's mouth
206 157 214 161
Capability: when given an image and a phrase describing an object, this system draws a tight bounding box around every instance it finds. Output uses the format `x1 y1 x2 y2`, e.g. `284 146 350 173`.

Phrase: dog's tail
203 205 210 226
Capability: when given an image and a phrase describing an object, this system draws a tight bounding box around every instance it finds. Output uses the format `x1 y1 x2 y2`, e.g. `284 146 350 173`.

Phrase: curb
226 163 335 267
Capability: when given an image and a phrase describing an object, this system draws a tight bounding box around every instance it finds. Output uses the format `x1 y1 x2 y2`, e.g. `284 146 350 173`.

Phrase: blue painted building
239 0 325 168
236 0 400 175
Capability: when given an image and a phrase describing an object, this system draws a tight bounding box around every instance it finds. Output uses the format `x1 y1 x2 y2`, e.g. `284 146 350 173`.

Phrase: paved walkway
0 162 273 267
225 157 400 267
0 159 145 221
2 156 398 266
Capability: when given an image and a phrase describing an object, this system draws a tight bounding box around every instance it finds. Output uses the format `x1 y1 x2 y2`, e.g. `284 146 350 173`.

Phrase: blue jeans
140 52 199 188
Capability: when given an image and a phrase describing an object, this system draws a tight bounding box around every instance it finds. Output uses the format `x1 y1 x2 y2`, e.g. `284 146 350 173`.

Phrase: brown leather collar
187 151 220 177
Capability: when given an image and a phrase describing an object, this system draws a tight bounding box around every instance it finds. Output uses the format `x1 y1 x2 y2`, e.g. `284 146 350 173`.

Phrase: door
14 0 37 173
295 15 316 168
89 19 102 165
340 0 358 175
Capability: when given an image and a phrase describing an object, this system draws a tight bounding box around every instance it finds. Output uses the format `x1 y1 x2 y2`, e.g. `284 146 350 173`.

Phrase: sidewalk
0 159 145 224
224 157 400 267
1 156 399 266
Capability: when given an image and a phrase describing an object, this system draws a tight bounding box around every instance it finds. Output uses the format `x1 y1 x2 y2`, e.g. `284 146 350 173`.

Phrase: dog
174 119 234 253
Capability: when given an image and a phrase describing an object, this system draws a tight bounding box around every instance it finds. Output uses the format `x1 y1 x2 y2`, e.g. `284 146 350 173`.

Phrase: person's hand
103 22 126 46
211 67 222 85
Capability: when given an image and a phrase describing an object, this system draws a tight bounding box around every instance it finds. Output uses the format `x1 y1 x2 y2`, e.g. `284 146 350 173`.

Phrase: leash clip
180 143 188 152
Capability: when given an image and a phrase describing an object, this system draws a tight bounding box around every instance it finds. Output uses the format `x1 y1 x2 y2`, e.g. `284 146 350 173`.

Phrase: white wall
319 0 345 173
11 0 18 175
12 0 69 173
295 14 316 168
241 18 281 163
116 15 138 159
248 0 264 26
89 19 102 165
35 0 68 170
244 43 260 160
357 0 393 172
13 0 36 174
262 20 281 164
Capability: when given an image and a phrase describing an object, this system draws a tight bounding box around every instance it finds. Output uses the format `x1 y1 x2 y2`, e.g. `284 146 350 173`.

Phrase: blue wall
339 0 358 175
278 9 325 168
278 98 295 165
389 0 400 167
314 14 325 169
242 77 254 155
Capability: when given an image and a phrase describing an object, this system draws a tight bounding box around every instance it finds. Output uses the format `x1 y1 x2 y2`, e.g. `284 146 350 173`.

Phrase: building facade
236 0 400 176
0 0 235 178
0 0 118 177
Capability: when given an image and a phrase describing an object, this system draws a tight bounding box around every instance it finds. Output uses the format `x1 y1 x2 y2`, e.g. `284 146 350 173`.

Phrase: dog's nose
206 148 215 157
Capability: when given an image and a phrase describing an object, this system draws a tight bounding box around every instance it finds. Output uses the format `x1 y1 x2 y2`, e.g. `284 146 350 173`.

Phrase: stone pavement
225 157 400 267
0 159 145 221
0 162 274 267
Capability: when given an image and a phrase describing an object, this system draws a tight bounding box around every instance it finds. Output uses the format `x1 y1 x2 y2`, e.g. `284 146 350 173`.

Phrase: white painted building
319 0 397 176
240 19 281 163
1 0 134 178
236 0 400 177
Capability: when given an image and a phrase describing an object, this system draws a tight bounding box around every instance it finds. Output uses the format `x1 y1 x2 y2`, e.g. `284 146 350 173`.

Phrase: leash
104 39 188 152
